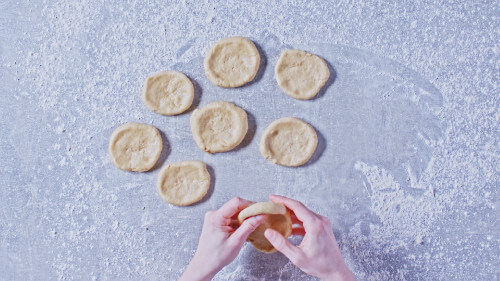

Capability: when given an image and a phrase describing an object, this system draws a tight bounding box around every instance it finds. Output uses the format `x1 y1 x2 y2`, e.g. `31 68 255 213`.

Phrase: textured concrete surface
0 1 498 280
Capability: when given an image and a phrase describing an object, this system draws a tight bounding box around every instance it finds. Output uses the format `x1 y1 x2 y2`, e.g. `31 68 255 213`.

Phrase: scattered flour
1 0 497 280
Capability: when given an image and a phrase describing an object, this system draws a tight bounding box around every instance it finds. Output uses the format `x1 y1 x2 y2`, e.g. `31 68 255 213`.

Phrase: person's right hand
264 195 356 281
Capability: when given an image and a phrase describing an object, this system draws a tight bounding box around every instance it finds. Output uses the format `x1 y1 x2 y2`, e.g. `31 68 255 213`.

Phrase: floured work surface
1 2 497 281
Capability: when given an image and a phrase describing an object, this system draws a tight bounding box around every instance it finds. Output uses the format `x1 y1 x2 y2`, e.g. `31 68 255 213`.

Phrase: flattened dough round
108 123 163 172
204 36 260 88
190 101 248 153
260 117 318 167
275 49 330 100
157 161 210 206
142 71 194 115
238 202 292 253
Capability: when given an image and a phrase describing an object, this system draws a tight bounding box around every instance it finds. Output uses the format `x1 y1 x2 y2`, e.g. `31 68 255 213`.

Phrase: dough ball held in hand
142 71 194 115
238 202 292 253
275 49 330 100
190 101 248 153
204 36 260 88
157 161 210 206
260 117 318 167
108 123 163 172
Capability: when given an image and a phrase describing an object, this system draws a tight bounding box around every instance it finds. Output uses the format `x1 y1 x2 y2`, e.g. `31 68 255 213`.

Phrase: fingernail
253 215 265 222
264 228 275 238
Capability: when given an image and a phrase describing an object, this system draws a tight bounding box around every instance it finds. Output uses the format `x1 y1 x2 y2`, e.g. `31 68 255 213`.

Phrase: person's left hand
179 197 265 281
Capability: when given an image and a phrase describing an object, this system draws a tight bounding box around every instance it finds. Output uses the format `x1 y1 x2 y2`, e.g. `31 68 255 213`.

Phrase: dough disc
260 117 318 167
142 71 194 115
238 202 292 253
108 123 163 172
275 49 330 100
204 36 260 88
190 101 248 153
157 161 210 206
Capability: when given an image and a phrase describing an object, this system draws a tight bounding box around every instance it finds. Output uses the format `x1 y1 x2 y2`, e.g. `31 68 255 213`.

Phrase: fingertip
241 215 264 225
253 214 265 222
269 194 281 203
241 215 265 229
264 228 276 239
242 200 255 209
232 196 251 206
231 215 265 244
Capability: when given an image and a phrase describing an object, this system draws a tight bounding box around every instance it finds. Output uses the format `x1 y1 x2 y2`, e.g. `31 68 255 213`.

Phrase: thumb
264 229 302 262
230 215 265 245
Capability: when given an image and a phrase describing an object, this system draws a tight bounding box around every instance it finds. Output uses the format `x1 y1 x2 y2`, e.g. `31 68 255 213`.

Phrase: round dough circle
190 101 248 153
275 49 330 100
238 202 292 253
157 161 210 206
108 123 163 172
204 36 260 88
260 117 318 167
142 71 194 115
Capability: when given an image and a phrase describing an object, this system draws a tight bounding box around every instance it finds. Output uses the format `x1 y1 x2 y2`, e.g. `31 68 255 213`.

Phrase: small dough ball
108 123 163 172
157 161 210 206
204 36 260 88
260 117 318 167
275 49 330 100
190 101 248 153
238 202 292 253
142 71 194 115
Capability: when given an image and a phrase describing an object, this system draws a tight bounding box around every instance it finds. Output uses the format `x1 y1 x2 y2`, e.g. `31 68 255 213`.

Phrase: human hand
264 195 356 281
179 197 265 281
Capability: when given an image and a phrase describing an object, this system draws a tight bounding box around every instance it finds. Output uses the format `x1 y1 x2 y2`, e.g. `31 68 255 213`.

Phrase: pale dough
157 161 210 206
108 123 163 172
238 202 292 253
275 49 330 100
204 36 260 88
142 71 194 115
190 101 248 153
260 117 318 167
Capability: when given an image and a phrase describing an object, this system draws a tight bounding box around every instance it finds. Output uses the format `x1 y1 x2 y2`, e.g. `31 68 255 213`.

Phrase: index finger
217 197 254 219
269 194 317 224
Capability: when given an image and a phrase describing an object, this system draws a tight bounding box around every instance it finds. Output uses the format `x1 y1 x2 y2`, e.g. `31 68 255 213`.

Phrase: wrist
179 255 219 281
321 264 356 281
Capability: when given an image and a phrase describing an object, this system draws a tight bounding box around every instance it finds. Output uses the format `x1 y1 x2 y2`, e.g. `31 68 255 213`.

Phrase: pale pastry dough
108 123 163 172
142 71 194 115
190 101 248 153
238 202 292 253
204 36 260 88
260 117 318 167
157 161 210 206
275 49 330 100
